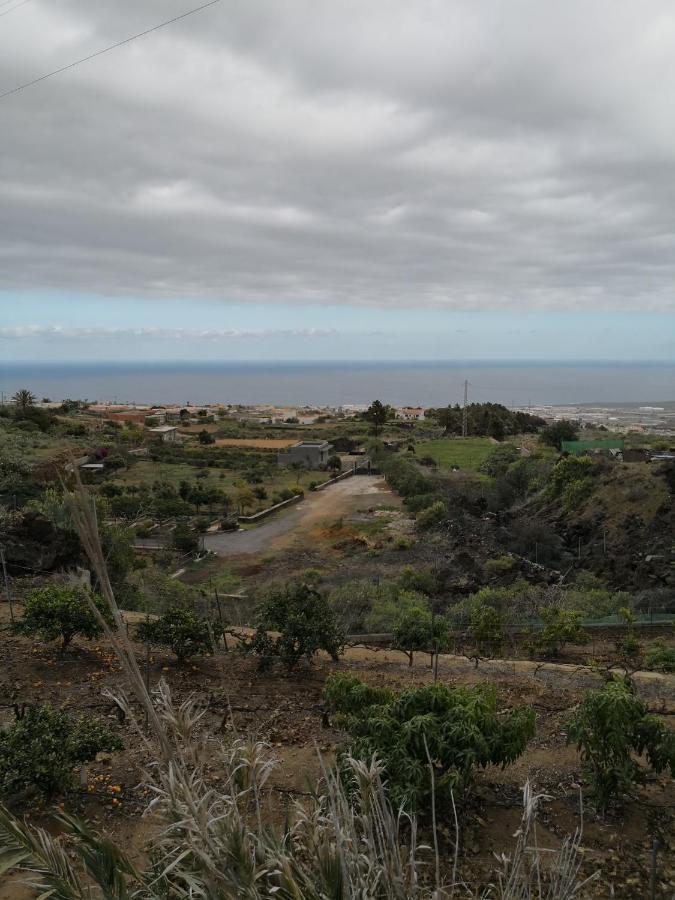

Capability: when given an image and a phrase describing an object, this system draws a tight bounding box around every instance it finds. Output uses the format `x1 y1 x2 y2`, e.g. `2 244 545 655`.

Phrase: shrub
323 676 535 810
393 605 449 666
415 500 445 530
137 607 213 661
365 588 428 633
567 678 675 811
0 705 122 797
644 640 675 673
479 444 520 478
483 554 516 579
397 565 436 595
19 586 112 649
536 607 589 657
548 455 593 497
248 582 345 671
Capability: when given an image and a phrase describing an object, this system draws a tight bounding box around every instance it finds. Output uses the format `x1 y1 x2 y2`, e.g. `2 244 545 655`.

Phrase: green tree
468 604 505 657
567 678 675 811
18 586 112 650
537 606 589 657
172 523 199 555
393 605 449 666
323 675 535 811
236 485 256 514
540 419 579 449
249 582 345 671
326 454 342 475
137 607 213 661
0 705 122 798
11 389 35 413
288 460 305 485
198 429 215 445
363 400 393 436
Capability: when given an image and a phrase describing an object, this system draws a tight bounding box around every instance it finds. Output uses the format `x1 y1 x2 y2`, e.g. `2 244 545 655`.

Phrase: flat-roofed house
277 440 333 469
149 425 179 443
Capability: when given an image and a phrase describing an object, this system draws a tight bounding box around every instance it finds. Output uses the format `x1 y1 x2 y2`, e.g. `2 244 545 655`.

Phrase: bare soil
1 604 673 898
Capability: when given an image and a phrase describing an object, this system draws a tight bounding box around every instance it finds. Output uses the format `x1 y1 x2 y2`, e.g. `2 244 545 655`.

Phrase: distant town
29 397 675 437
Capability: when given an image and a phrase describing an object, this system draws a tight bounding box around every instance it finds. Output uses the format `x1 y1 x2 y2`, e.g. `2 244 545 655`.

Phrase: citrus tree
0 705 122 797
248 582 345 671
18 586 112 650
137 607 213 661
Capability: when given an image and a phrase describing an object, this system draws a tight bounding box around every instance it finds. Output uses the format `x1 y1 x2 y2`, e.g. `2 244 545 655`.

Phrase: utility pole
0 548 14 624
461 379 469 438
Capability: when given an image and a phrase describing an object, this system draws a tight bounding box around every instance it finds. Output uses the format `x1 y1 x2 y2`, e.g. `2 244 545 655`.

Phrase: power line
0 0 223 102
0 0 32 19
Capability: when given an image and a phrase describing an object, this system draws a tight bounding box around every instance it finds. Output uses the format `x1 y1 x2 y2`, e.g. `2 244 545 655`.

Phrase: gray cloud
2 1 675 311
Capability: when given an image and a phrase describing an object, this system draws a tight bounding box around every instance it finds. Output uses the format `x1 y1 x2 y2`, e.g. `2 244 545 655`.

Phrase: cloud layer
0 325 337 340
3 1 675 311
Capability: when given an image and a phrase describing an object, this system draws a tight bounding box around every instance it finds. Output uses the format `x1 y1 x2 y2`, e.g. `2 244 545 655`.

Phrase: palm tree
12 388 35 412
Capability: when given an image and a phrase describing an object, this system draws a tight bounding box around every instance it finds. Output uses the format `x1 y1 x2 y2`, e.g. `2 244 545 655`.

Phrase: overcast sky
2 1 675 361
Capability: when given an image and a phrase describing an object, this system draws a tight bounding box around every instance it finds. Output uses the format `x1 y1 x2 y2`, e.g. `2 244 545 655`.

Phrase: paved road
203 475 389 557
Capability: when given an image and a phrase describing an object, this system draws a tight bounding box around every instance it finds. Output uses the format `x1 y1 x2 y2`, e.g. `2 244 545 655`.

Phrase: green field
415 437 499 470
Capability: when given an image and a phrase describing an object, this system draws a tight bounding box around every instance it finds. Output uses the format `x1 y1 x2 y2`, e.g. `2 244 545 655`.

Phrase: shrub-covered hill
527 457 673 593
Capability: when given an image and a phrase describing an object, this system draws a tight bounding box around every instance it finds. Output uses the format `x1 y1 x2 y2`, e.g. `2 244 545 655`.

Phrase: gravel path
203 475 390 557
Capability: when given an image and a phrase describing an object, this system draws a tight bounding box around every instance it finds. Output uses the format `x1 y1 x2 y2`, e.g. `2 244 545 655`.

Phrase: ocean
0 361 674 407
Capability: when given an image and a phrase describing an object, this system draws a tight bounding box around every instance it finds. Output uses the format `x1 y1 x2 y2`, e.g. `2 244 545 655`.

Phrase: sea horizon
1 359 674 408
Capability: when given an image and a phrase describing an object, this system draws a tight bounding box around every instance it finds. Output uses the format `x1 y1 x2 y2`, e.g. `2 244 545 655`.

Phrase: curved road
203 475 389 557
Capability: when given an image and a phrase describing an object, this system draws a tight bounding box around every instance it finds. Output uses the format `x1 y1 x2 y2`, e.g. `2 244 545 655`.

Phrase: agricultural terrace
105 449 328 518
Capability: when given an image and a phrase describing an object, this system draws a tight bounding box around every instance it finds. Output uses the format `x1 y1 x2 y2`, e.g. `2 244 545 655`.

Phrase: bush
248 582 345 671
567 678 675 811
137 607 213 660
483 554 516 579
0 705 122 797
19 586 112 649
479 444 520 478
323 676 535 811
644 640 675 673
415 500 445 530
397 565 436 595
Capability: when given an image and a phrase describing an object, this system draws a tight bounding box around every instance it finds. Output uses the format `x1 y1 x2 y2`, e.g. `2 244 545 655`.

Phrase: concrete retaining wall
237 492 302 523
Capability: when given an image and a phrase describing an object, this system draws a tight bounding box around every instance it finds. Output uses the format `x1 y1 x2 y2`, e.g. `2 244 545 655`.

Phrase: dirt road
203 475 391 557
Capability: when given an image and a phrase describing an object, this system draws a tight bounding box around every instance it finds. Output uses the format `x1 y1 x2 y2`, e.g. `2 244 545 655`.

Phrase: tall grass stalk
0 475 598 898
